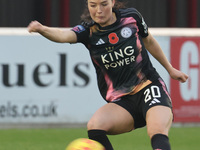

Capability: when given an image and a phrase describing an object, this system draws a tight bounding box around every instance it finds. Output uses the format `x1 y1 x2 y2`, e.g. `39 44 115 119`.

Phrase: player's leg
142 78 173 150
146 105 173 150
87 102 134 150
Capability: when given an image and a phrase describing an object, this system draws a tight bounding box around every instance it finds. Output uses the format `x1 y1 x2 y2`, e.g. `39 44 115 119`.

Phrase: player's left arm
142 32 188 83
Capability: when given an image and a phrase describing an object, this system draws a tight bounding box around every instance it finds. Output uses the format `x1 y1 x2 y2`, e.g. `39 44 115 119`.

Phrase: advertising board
0 35 105 123
170 37 200 122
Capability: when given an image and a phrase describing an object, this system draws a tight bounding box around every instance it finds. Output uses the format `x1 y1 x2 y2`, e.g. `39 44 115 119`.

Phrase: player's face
88 0 116 27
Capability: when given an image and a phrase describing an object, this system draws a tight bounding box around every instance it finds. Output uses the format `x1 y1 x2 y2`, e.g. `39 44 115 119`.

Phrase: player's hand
27 20 43 33
169 67 188 83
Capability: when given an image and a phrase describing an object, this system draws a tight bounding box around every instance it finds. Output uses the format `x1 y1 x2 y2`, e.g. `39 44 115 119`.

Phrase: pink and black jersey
72 8 160 102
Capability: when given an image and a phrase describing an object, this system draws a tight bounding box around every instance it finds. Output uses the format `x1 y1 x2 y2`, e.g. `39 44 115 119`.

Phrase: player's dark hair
81 0 126 24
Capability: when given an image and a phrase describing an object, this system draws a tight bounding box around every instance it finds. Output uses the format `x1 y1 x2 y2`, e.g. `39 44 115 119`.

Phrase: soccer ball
66 138 105 150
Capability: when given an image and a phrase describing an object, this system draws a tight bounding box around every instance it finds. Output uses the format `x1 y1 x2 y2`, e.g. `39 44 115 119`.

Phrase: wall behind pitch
0 29 200 124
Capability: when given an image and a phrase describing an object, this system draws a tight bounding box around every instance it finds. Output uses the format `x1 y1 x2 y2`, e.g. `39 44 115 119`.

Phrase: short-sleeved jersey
72 8 160 102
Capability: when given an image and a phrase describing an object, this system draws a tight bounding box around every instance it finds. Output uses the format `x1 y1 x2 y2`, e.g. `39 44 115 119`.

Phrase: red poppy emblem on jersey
108 33 119 44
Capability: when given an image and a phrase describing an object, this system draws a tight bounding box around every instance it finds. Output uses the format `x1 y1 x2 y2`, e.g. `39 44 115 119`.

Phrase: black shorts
112 78 172 129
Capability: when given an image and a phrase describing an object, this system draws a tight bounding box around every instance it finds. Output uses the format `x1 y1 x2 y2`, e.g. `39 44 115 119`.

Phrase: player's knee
147 124 168 138
87 118 105 131
87 119 94 130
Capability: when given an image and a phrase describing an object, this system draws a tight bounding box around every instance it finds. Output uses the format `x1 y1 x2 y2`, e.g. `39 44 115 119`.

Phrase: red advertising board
170 37 200 122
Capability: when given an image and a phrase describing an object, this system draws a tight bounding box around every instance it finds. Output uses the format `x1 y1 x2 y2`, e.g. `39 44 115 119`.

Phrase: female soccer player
28 0 188 149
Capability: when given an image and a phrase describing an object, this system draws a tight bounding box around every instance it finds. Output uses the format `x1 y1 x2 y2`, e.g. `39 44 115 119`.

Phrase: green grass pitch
0 126 199 150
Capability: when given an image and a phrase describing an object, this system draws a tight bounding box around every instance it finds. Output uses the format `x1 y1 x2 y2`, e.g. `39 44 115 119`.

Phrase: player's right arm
28 20 77 43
